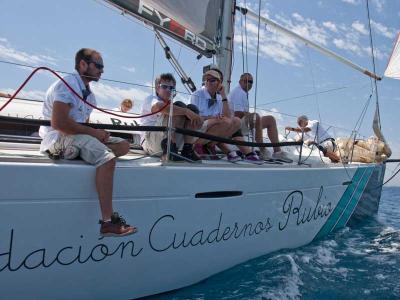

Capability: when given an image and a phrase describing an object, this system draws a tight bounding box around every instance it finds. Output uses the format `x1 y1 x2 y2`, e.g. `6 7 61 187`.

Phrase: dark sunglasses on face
86 60 104 70
206 78 219 83
159 84 176 91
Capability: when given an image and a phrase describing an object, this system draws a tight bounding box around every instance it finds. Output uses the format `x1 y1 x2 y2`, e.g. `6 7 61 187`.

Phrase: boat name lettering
0 231 143 272
148 213 273 252
279 186 332 231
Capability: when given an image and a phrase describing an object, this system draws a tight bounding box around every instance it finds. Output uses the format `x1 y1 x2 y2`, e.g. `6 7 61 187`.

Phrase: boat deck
0 140 343 169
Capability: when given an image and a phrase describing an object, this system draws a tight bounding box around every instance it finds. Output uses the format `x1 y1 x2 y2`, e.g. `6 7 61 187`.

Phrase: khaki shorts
142 116 209 155
142 115 168 156
48 134 125 167
240 114 252 136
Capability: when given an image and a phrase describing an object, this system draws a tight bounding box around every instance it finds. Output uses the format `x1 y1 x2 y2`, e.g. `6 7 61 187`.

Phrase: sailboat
0 1 393 299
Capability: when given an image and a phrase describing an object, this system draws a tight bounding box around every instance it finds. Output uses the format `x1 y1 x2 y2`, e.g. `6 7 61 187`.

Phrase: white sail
105 0 223 57
384 33 400 79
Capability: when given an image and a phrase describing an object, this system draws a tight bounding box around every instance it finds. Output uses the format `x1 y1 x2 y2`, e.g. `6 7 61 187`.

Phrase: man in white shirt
190 70 262 164
286 115 340 163
140 73 203 161
39 48 136 237
229 73 292 162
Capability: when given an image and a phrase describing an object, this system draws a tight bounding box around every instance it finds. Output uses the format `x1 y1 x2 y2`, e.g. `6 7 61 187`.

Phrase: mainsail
105 0 223 57
384 33 400 79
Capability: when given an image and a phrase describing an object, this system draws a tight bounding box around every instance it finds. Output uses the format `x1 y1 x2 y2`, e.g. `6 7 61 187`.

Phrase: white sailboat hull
0 160 384 299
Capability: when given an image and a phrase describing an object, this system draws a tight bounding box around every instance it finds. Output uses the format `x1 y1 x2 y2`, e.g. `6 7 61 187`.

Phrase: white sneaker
272 151 293 163
259 149 272 160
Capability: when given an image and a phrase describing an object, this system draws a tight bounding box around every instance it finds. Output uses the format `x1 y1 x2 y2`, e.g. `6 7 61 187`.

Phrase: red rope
0 66 170 118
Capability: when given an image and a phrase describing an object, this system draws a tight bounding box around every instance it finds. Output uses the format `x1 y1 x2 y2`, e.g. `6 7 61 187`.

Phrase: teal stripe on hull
313 166 373 241
332 167 374 230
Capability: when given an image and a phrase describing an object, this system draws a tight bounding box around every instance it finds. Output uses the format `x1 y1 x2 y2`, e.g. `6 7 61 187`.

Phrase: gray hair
297 115 308 123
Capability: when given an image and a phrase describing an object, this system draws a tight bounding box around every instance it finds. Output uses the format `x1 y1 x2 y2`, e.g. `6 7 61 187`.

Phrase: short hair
155 73 176 87
240 73 253 81
75 48 99 72
297 115 308 123
121 99 133 108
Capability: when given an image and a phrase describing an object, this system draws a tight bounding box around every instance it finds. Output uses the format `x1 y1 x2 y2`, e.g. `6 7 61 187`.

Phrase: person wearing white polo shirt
286 115 340 163
229 72 292 163
190 69 262 164
39 48 136 237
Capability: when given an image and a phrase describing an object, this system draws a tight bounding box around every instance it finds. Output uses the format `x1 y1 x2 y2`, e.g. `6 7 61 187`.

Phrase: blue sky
0 0 399 182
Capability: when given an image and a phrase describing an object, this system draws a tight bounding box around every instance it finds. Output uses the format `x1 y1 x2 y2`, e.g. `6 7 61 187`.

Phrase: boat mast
216 0 235 92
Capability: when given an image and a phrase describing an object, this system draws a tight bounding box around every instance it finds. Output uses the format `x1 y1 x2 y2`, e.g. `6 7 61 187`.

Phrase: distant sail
384 33 400 79
105 0 223 57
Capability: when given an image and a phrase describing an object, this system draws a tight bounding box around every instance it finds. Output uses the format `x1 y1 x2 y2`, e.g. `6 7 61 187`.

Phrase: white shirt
39 72 96 152
139 94 164 127
306 120 332 143
190 86 223 117
228 85 249 113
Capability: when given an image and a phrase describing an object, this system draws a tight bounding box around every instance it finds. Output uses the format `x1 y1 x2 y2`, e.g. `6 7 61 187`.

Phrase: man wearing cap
229 73 292 162
190 69 262 164
286 115 340 163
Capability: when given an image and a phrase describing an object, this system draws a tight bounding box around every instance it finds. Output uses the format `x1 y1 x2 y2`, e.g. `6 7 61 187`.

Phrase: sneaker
272 151 293 163
161 139 184 161
181 147 201 161
259 149 272 160
204 144 219 160
244 152 264 165
99 212 137 237
227 151 242 163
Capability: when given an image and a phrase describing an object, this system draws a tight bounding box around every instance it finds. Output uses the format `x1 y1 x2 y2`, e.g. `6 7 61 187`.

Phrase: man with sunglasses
229 73 292 163
39 48 137 237
140 73 202 161
190 70 263 164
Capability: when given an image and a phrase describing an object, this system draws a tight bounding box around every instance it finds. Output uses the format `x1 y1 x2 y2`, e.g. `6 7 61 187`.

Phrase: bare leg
261 115 281 153
96 158 116 220
107 140 130 157
325 151 340 163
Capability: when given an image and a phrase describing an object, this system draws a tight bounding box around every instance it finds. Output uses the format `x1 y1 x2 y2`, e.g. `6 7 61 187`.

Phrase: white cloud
1 88 46 101
371 0 385 12
352 21 368 35
371 20 395 39
341 0 360 5
333 38 363 56
0 38 57 66
122 66 136 73
323 21 338 33
91 81 150 110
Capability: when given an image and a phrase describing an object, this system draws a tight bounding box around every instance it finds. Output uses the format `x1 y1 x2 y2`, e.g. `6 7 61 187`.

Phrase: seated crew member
118 98 133 113
229 73 292 162
139 73 203 161
190 69 263 164
286 115 340 163
39 48 136 237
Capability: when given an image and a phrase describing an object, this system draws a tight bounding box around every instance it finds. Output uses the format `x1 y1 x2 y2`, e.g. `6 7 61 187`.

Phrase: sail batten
104 0 222 57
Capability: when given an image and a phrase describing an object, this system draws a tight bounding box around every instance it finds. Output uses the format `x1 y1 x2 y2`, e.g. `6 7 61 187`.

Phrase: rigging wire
366 0 381 129
305 48 322 122
151 33 157 96
252 0 262 146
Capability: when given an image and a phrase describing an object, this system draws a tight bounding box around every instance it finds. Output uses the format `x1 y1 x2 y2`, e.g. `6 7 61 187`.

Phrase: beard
82 70 99 82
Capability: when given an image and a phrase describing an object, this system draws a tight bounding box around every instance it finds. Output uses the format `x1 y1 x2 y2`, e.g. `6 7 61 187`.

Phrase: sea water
151 187 400 300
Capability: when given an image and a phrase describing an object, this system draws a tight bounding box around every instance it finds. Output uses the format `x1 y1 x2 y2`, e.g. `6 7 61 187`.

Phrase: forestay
105 0 223 57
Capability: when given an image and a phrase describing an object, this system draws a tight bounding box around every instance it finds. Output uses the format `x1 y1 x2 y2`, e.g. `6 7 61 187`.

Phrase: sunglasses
244 79 253 84
86 60 104 70
206 78 219 83
159 84 176 91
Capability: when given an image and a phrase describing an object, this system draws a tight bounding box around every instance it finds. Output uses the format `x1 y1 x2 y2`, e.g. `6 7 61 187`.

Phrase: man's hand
218 85 227 99
186 109 203 128
92 129 110 143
